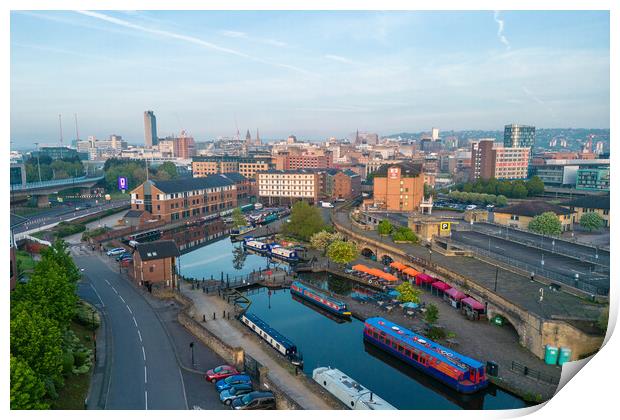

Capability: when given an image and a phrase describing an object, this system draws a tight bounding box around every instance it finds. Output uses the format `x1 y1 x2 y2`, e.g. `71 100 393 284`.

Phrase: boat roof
365 317 484 370
313 367 395 409
243 313 296 350
292 281 346 307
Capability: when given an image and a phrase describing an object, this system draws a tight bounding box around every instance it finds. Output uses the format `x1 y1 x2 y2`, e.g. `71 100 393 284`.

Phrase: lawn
52 321 96 410
15 250 36 272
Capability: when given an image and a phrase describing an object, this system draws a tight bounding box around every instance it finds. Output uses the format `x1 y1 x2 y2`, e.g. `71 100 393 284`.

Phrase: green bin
544 345 559 365
558 347 572 366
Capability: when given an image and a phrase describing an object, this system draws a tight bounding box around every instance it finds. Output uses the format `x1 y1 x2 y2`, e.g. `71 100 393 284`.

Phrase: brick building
368 163 424 212
325 169 361 200
129 175 237 222
133 240 180 288
192 155 273 179
274 151 333 170
471 139 530 181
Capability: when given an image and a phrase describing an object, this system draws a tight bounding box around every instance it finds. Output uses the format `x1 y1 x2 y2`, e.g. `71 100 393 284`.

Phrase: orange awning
403 267 420 277
390 261 406 271
352 264 370 272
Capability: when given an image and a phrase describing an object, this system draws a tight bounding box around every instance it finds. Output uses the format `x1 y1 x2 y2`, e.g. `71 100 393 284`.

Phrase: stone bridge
333 214 603 361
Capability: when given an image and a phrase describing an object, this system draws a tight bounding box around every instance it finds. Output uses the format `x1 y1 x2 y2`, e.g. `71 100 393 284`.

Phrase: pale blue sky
10 10 610 147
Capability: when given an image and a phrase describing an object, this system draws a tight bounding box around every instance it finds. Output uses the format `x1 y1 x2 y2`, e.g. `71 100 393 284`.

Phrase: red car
205 365 239 383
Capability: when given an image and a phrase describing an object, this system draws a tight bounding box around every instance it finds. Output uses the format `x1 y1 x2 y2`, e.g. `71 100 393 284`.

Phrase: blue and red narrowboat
290 281 352 318
363 317 488 394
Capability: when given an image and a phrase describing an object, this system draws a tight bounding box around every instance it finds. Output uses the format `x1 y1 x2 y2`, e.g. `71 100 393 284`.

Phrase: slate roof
562 195 609 210
135 240 180 261
151 175 235 193
124 210 145 218
494 201 573 217
220 172 248 183
373 162 423 178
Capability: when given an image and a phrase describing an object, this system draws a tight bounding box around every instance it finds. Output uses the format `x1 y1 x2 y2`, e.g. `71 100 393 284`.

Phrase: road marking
137 329 143 342
111 286 118 294
142 346 146 361
126 304 132 314
144 365 148 384
89 283 105 307
133 316 138 327
104 279 110 285
119 295 126 303
145 390 148 410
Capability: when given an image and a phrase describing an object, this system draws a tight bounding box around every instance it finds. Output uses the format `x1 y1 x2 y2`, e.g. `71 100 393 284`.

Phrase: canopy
415 273 435 284
403 302 419 309
403 267 420 277
388 290 400 297
462 297 485 311
390 261 407 271
445 288 467 300
352 264 369 272
368 268 398 282
431 281 451 291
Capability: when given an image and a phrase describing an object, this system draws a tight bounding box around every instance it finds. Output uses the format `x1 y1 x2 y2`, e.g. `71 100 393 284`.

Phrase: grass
16 250 36 271
52 321 96 410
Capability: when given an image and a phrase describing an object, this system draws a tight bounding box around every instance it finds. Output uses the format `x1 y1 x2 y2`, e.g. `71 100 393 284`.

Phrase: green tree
391 226 419 243
580 212 605 232
309 231 343 253
157 161 178 179
231 208 246 228
282 201 325 241
597 306 609 332
395 282 421 304
326 240 358 265
528 212 562 236
377 219 393 235
10 355 49 410
526 176 545 196
423 183 433 199
497 181 513 197
462 182 473 193
424 303 440 325
511 183 528 199
495 195 508 206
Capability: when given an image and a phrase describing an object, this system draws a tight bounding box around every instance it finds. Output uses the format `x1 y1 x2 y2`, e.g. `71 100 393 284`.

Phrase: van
320 201 334 208
231 391 276 410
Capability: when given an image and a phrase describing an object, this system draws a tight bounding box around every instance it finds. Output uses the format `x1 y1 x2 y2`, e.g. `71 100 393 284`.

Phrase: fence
510 361 559 385
243 353 263 380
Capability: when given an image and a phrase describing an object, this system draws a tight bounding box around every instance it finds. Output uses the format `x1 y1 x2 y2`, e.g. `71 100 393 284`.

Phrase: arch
361 247 376 259
486 306 526 347
380 254 394 265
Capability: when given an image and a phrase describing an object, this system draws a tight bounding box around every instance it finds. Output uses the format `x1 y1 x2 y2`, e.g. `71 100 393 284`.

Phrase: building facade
174 130 196 159
325 169 362 200
493 201 574 232
192 155 273 179
576 167 610 192
132 240 180 288
504 124 535 149
144 110 158 148
369 163 424 212
257 170 320 205
471 140 529 181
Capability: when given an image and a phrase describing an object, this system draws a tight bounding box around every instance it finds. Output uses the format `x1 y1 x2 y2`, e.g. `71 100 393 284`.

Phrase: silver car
219 383 254 405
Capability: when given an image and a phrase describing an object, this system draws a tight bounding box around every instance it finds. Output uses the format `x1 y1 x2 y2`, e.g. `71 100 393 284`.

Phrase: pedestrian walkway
181 283 333 410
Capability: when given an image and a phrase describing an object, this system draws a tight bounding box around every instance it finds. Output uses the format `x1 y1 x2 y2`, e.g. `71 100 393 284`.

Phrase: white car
106 247 126 256
320 201 335 208
465 204 477 210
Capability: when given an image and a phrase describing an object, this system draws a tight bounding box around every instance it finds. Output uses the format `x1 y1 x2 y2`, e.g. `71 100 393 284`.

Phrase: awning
431 281 451 291
462 297 485 311
367 268 398 282
403 267 420 277
445 288 467 301
390 261 406 271
416 273 435 284
352 264 369 272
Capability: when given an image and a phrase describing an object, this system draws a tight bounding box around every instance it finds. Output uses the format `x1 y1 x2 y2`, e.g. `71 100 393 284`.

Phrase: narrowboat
259 213 278 225
290 281 351 318
242 238 269 254
291 294 350 324
363 317 488 394
268 245 299 263
239 313 303 367
230 225 256 241
312 367 396 410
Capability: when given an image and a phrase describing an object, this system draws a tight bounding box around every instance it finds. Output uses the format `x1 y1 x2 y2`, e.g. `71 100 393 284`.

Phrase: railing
10 175 104 191
511 361 559 385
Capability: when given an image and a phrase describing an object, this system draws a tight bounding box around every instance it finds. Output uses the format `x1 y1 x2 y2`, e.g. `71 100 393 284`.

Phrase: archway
380 255 394 265
486 307 525 347
361 247 376 261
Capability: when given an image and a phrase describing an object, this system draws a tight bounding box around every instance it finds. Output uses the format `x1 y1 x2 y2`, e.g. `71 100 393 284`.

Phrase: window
149 266 154 272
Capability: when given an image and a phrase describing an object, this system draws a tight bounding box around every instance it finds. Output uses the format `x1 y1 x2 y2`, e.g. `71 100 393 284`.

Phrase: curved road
75 251 187 410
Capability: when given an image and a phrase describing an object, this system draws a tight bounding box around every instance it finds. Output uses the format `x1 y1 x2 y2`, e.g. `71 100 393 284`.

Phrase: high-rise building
504 124 535 149
144 110 158 148
174 130 196 159
471 139 530 181
431 127 440 141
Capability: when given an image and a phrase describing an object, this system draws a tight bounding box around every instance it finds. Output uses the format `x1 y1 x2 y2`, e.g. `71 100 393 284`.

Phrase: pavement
181 283 333 409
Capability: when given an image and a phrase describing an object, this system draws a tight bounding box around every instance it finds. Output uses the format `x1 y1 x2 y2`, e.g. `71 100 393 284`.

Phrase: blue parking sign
118 176 128 190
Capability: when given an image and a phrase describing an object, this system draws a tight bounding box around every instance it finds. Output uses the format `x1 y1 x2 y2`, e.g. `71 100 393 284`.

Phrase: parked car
106 248 126 256
465 204 477 210
230 391 276 410
215 374 252 392
219 383 254 405
205 365 239 383
116 252 133 261
320 201 334 208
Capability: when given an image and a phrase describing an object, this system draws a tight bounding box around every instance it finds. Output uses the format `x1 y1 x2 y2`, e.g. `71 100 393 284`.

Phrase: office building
257 169 321 205
368 163 424 212
174 130 196 159
144 110 158 147
504 124 535 149
576 167 610 192
192 155 273 179
274 151 333 170
471 140 529 181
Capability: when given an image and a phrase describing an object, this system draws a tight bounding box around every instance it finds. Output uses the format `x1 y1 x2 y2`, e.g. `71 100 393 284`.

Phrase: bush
391 226 419 243
62 352 75 375
427 326 446 340
73 301 100 330
377 220 393 235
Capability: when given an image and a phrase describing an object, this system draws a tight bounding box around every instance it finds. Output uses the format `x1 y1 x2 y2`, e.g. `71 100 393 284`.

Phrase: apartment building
192 155 272 179
471 139 529 181
325 169 362 200
257 169 320 205
368 163 424 212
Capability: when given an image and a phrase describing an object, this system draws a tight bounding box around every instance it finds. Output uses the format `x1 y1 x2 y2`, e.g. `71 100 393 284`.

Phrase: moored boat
268 244 299 263
290 281 351 318
242 238 269 254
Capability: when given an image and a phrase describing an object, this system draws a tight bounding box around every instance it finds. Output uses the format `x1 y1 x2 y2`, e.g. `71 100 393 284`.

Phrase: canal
179 236 527 410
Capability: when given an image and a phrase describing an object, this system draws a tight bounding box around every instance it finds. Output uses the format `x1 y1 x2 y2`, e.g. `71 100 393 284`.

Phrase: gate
243 354 262 380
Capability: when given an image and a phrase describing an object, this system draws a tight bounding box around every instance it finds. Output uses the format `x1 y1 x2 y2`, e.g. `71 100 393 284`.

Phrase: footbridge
10 175 104 206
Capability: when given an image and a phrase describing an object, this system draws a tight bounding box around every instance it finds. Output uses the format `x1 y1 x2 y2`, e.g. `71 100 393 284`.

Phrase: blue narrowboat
363 317 488 394
239 313 303 366
242 238 269 254
290 281 352 318
268 244 299 263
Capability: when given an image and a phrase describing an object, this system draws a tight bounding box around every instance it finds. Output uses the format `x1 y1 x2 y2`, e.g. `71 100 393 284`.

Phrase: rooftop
562 195 610 210
494 201 573 217
149 175 235 193
373 162 423 178
124 210 145 218
135 240 180 261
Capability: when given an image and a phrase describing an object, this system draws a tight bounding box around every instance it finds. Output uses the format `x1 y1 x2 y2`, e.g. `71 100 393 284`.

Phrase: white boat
312 367 396 410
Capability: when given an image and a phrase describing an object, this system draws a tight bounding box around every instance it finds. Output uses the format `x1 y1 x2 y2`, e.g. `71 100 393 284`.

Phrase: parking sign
118 176 128 190
440 222 451 232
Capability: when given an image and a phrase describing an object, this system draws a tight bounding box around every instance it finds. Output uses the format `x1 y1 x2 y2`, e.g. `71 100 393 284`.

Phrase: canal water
180 237 527 410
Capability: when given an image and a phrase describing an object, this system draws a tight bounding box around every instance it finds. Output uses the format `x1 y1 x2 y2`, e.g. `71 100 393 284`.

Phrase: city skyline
11 10 610 147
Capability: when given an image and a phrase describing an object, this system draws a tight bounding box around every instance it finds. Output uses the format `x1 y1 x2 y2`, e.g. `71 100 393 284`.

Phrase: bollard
227 312 230 320
223 310 226 318
213 312 216 320
203 314 206 322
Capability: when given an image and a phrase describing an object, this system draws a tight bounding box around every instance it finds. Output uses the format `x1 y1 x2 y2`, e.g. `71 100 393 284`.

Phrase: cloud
493 11 510 50
324 54 355 64
75 11 307 74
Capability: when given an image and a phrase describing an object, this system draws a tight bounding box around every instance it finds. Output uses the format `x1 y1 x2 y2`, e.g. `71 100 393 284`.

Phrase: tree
377 220 393 235
528 212 562 236
423 183 433 199
424 303 440 325
309 231 343 253
157 161 178 179
282 201 325 241
597 306 609 332
326 240 358 265
396 282 421 304
526 176 545 196
497 181 513 197
511 183 528 199
495 195 508 206
10 355 49 410
580 212 605 232
391 226 419 243
231 208 246 228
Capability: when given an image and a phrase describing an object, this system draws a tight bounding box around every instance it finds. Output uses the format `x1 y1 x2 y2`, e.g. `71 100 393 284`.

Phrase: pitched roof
220 172 247 183
494 201 573 217
124 210 144 218
562 195 610 210
135 240 180 261
151 175 234 193
373 162 423 178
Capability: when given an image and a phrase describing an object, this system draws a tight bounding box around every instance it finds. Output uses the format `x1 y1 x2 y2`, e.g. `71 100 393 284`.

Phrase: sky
10 10 610 147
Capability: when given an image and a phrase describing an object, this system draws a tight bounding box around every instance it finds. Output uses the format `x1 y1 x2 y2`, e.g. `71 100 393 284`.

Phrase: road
74 250 187 410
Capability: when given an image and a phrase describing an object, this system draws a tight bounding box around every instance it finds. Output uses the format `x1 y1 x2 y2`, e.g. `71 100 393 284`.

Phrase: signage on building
440 222 451 233
118 176 128 190
134 199 144 205
388 167 400 179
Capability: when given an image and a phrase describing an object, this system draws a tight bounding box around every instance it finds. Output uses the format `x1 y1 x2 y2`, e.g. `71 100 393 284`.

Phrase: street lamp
494 266 499 292
428 249 433 264
189 342 195 367
34 142 42 183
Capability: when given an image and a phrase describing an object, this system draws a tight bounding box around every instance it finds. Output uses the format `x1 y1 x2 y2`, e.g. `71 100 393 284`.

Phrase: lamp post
540 253 545 267
189 342 195 367
34 142 42 183
494 266 499 292
428 249 432 265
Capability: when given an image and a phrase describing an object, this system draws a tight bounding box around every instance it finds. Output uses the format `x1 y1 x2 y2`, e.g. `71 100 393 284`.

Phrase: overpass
10 175 105 207
332 210 604 362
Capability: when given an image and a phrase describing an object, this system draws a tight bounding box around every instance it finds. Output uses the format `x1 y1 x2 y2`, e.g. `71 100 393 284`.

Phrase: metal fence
243 354 262 379
511 361 559 385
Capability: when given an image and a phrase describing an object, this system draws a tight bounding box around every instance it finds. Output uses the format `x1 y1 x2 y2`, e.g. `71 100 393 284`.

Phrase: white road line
142 346 146 361
104 279 110 285
133 316 138 327
144 365 148 384
145 390 148 410
111 286 118 294
126 304 133 314
119 295 126 303
89 283 105 307
138 330 143 342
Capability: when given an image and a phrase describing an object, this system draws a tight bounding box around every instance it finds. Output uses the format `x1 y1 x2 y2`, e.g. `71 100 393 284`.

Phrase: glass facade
576 167 610 192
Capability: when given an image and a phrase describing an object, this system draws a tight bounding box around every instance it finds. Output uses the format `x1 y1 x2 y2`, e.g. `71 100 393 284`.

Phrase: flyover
10 175 105 207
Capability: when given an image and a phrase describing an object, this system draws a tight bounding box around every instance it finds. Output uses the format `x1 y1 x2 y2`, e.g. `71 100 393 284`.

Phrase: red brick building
133 240 180 288
325 169 362 200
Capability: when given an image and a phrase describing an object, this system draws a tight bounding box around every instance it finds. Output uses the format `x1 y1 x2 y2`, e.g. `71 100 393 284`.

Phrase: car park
230 391 276 410
106 248 126 256
219 383 254 405
215 374 252 392
205 365 239 383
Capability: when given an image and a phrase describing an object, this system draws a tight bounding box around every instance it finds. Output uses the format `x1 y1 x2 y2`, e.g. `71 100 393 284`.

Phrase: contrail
493 11 510 50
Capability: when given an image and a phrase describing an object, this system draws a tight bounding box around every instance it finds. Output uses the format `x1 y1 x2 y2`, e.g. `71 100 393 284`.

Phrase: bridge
332 210 605 362
10 175 105 207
